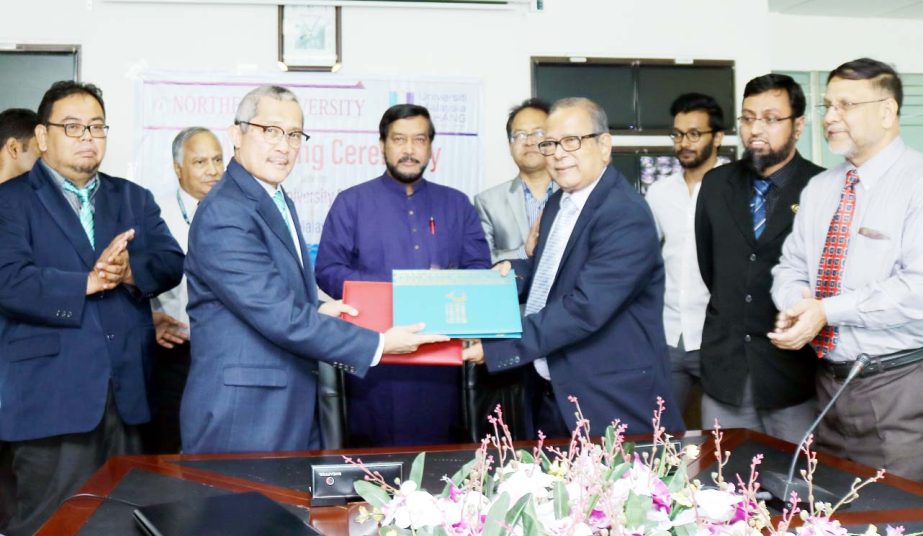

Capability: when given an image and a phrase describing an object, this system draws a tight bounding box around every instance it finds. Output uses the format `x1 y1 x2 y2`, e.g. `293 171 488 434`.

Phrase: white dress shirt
645 172 710 350
150 186 198 331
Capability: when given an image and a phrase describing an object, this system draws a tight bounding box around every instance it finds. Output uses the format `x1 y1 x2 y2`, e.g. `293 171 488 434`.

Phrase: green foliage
410 452 426 488
482 492 511 536
355 480 392 509
553 480 569 520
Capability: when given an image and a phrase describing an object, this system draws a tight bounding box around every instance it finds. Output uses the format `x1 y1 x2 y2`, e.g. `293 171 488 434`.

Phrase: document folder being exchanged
340 281 463 365
132 491 319 536
392 269 522 338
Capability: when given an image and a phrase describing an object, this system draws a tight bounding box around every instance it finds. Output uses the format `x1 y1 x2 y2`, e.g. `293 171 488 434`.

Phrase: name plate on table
341 281 463 365
392 269 522 338
310 462 403 506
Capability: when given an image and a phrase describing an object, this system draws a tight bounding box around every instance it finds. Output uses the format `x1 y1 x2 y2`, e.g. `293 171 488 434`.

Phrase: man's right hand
382 323 449 354
525 215 541 257
492 261 512 277
86 229 135 295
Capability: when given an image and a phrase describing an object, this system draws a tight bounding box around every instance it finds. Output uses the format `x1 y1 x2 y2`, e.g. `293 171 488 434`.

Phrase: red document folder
340 281 463 366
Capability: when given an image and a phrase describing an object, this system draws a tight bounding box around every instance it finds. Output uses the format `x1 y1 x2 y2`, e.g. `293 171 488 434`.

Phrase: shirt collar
521 177 557 201
253 176 284 198
41 159 100 192
177 186 199 220
379 172 427 196
561 168 605 211
852 137 905 191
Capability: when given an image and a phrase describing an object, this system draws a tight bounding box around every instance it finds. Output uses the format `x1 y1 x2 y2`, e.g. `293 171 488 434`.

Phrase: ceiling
770 0 923 18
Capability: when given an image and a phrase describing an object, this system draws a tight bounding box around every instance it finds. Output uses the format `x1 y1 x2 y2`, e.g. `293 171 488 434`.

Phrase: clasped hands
86 229 136 295
767 288 827 350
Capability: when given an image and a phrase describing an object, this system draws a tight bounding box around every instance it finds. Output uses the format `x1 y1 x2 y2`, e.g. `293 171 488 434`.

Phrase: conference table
40 429 923 535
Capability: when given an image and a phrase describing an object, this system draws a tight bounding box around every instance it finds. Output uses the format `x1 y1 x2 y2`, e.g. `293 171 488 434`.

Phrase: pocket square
858 227 889 240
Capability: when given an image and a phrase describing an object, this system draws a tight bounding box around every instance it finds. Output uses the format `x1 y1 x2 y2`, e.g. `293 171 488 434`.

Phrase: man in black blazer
695 74 823 442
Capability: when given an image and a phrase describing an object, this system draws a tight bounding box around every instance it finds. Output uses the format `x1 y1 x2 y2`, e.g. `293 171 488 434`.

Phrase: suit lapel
507 178 530 241
531 191 560 270
559 168 614 264
723 168 758 247
93 176 122 255
227 160 303 267
286 193 318 303
759 158 807 244
31 163 96 268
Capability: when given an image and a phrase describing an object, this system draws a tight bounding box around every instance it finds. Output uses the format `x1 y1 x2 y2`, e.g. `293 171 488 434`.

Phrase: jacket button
745 294 752 303
749 253 757 262
744 334 752 343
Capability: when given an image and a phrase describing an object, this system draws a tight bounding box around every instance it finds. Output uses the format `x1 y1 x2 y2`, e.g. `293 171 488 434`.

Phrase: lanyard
177 189 192 225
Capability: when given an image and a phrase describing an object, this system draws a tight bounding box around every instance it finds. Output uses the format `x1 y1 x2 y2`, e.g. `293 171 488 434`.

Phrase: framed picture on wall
277 5 341 72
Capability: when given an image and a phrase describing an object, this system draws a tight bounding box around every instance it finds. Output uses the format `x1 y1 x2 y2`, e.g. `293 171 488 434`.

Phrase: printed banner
132 70 483 250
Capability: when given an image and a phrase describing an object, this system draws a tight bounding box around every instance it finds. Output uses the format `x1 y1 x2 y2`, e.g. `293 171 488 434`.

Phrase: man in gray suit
475 99 556 263
468 99 555 440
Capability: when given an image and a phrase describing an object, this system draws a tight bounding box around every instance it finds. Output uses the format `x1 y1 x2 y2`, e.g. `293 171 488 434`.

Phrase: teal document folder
392 269 522 338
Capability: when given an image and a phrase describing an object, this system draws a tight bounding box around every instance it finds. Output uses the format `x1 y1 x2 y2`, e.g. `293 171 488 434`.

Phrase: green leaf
624 491 653 528
604 425 616 452
432 527 450 536
517 450 534 464
379 527 412 536
505 493 532 527
354 480 392 509
448 457 478 489
520 499 541 535
410 452 426 488
672 521 698 536
665 460 690 492
482 492 511 536
553 480 570 520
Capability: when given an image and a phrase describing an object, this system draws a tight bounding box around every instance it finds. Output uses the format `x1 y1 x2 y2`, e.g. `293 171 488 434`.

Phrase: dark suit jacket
694 154 823 409
483 166 684 436
0 161 184 441
180 159 380 454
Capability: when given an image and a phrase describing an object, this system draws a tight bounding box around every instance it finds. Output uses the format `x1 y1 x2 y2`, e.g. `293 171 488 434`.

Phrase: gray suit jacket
474 177 530 263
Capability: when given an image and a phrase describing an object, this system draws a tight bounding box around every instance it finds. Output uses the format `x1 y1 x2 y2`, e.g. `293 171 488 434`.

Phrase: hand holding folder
340 281 463 365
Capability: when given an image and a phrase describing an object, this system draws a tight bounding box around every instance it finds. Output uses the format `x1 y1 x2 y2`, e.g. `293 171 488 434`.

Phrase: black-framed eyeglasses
46 122 109 139
816 98 888 114
737 116 794 128
669 129 714 143
537 133 603 156
509 129 546 144
236 121 310 148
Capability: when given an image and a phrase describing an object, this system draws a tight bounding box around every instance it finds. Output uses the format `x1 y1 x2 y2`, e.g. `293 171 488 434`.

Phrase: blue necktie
62 179 99 249
272 189 303 266
751 178 772 239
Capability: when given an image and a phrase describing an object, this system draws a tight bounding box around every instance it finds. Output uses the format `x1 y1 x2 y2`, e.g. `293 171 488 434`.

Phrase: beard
68 161 101 176
385 157 426 184
677 142 715 170
741 134 797 174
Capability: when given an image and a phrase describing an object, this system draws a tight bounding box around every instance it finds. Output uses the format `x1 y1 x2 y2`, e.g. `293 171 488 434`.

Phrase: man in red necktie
771 58 923 481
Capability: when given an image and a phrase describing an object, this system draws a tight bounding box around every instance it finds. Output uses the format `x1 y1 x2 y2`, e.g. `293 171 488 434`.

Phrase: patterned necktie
812 170 860 358
751 178 772 239
62 179 99 249
525 196 579 380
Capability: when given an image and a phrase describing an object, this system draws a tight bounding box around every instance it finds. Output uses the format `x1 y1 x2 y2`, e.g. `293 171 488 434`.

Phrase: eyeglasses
537 133 602 156
816 98 888 114
236 121 310 148
509 129 546 144
46 122 109 138
737 116 794 128
669 129 714 143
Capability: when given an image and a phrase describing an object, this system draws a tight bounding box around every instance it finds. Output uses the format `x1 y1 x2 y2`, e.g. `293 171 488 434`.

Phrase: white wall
3 0 920 190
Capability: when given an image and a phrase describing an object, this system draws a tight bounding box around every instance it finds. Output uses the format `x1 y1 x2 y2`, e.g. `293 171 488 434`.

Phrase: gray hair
172 127 214 165
234 85 300 125
550 97 609 133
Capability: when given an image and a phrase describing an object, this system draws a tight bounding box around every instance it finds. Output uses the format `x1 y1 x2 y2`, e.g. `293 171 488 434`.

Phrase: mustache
398 157 421 165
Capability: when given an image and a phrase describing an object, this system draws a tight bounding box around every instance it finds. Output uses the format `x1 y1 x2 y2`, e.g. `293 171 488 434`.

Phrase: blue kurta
316 173 491 447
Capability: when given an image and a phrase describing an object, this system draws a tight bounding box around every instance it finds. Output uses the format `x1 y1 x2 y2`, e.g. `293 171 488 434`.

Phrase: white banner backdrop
132 70 483 255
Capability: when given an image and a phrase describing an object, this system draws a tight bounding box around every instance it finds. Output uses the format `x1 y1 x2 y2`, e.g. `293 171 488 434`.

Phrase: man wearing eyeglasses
645 93 725 423
0 81 184 536
464 98 683 438
315 104 490 448
474 98 555 264
771 59 923 480
180 88 445 455
694 74 823 443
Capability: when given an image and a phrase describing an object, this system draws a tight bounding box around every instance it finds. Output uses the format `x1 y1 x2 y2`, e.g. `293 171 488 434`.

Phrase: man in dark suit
0 81 185 536
463 98 683 438
695 74 823 442
180 86 445 454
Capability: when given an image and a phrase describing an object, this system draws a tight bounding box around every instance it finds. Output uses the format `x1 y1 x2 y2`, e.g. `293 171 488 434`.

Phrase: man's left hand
319 299 358 318
462 339 484 365
767 290 827 350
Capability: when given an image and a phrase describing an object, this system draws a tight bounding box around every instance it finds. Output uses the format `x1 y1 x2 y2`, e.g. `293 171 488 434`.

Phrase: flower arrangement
344 397 909 536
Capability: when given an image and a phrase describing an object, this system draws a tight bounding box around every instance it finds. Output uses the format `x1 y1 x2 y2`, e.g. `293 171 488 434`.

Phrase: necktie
812 170 860 358
62 179 99 249
751 178 772 239
525 196 580 380
272 189 303 266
